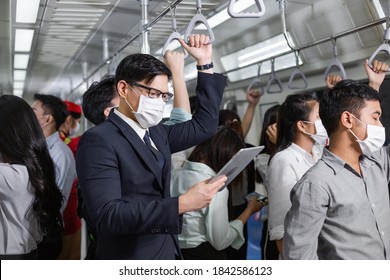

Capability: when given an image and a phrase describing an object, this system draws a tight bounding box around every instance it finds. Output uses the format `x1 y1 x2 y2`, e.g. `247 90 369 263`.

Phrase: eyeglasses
130 82 173 102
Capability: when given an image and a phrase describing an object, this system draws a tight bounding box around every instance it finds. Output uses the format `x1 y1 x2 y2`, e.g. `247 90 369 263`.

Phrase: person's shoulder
270 148 294 164
0 163 29 186
296 160 331 188
82 120 115 139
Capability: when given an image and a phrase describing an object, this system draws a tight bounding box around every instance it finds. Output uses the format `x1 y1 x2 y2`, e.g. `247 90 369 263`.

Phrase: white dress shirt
266 143 321 241
171 160 245 251
0 163 42 254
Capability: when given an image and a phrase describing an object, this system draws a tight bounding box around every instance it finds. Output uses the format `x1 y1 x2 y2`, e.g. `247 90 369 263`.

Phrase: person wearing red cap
60 100 82 156
58 100 83 260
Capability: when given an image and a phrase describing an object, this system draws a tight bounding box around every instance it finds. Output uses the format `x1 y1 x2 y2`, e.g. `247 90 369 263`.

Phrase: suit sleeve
76 130 181 236
167 72 227 153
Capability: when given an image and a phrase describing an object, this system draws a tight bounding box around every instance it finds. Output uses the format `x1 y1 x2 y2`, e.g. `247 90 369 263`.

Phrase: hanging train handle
368 18 390 72
288 51 308 89
184 0 215 43
323 39 347 80
266 58 283 93
247 63 264 95
162 7 188 58
228 0 266 18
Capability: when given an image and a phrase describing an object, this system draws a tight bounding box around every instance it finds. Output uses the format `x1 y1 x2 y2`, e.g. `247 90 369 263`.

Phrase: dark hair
189 125 245 174
115 54 172 86
259 104 280 155
272 93 318 160
320 79 382 136
34 93 68 130
0 95 63 236
82 75 118 125
218 109 244 139
69 111 82 120
189 125 245 220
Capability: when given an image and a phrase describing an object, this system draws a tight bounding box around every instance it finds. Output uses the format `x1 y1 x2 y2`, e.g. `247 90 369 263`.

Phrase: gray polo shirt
283 147 390 260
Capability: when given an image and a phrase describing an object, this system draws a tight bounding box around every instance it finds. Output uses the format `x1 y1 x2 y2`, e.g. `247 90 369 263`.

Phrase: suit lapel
108 112 164 190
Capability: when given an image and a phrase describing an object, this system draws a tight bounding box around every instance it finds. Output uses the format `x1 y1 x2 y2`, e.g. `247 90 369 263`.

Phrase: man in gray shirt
283 60 390 259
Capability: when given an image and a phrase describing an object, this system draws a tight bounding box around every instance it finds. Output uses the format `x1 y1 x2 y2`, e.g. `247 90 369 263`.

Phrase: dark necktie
143 131 165 169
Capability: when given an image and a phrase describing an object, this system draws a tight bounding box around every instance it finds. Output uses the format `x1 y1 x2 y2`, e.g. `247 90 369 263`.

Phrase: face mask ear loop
124 97 136 113
349 114 367 141
348 128 361 141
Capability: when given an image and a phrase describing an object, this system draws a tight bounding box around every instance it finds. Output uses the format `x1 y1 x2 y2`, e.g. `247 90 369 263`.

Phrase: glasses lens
148 89 161 99
162 93 173 102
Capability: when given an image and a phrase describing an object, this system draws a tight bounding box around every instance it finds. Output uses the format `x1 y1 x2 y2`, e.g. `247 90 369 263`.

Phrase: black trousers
181 242 227 260
0 249 38 260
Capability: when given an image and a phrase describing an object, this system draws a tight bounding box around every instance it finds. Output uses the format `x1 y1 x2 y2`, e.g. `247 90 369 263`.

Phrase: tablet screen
210 146 264 191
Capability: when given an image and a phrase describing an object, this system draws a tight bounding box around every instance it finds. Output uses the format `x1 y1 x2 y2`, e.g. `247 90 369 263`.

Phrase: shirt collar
114 108 146 140
321 148 376 176
46 131 61 148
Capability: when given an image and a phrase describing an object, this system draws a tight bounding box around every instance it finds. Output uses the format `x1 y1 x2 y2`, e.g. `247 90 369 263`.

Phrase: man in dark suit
76 34 228 259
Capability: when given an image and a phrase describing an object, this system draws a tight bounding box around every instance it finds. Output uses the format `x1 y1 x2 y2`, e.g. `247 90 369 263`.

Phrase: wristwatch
196 62 214 70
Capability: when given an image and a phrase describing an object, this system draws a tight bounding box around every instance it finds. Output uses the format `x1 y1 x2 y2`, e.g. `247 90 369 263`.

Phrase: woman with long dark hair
255 104 280 260
0 95 63 259
266 93 328 258
170 125 263 259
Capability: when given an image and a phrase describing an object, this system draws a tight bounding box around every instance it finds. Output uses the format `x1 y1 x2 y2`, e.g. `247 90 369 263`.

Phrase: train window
220 33 302 82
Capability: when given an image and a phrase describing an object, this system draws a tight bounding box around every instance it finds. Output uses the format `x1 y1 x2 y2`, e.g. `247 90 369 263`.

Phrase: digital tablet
210 146 264 191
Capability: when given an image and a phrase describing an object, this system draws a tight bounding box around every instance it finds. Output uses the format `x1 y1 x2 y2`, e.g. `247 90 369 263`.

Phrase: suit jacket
76 72 226 259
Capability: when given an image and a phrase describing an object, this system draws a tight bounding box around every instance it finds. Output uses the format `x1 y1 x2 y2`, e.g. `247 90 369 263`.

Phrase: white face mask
70 121 80 137
349 115 385 156
125 95 165 129
303 119 329 146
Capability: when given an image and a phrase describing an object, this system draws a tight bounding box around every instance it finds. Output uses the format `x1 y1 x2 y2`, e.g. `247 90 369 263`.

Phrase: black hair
69 111 82 120
0 95 63 237
82 75 118 125
189 125 245 175
256 104 280 184
218 109 244 139
272 93 318 160
259 104 280 155
188 125 245 220
320 79 382 136
33 93 68 130
115 54 172 86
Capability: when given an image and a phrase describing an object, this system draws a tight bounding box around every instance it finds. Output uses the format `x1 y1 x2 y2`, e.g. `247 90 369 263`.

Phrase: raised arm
241 89 261 138
179 34 213 74
364 59 388 91
164 51 191 114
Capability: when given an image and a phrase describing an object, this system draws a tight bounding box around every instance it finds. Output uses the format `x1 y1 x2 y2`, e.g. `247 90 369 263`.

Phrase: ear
103 107 111 118
295 120 307 133
340 111 353 129
45 114 54 125
117 80 128 98
65 115 73 125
